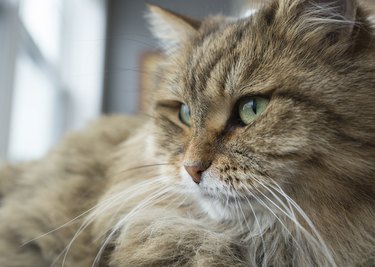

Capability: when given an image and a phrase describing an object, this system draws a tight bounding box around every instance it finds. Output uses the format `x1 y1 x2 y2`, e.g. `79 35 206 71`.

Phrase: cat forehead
170 16 290 101
159 0 372 109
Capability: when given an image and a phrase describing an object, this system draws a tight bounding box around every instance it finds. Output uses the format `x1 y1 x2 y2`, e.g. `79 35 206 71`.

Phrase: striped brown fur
0 0 374 266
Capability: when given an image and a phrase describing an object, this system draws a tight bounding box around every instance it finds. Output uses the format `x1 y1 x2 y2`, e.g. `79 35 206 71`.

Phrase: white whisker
242 194 268 267
242 186 301 248
60 176 169 267
92 185 177 267
251 177 337 267
268 180 337 267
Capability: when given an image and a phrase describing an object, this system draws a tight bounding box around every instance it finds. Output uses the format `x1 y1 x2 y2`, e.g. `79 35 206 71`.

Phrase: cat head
146 0 375 221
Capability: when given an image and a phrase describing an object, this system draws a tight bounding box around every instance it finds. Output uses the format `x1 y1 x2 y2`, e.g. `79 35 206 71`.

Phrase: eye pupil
238 97 269 125
251 99 257 114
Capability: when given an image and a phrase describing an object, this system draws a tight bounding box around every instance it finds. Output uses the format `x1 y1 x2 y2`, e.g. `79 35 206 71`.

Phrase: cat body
1 0 375 266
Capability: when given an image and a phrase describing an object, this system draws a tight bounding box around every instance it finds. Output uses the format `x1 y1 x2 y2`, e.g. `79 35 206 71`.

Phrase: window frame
0 0 63 162
1 0 107 162
0 1 19 162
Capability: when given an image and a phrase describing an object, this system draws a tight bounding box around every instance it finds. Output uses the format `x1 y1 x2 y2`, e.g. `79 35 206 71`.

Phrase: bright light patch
9 52 58 161
19 0 61 63
241 9 257 18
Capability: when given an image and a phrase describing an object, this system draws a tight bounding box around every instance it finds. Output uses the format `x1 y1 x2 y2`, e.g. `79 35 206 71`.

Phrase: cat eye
238 97 270 125
179 104 191 126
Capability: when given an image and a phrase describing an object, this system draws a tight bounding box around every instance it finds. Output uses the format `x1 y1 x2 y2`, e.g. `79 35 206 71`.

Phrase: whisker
20 206 95 248
234 195 247 233
242 186 300 248
30 171 170 254
92 185 177 267
250 178 336 267
116 163 172 174
241 194 268 267
260 179 303 254
267 180 337 267
231 188 245 231
60 176 169 267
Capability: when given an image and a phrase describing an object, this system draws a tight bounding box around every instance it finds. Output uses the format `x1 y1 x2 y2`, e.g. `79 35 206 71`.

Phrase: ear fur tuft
146 4 201 51
272 0 364 54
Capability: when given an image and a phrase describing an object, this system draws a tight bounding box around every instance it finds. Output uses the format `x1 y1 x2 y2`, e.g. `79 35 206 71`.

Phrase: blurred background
0 0 254 163
0 0 374 163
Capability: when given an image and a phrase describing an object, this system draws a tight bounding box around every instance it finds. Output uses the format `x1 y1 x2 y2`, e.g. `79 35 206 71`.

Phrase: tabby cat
0 0 374 266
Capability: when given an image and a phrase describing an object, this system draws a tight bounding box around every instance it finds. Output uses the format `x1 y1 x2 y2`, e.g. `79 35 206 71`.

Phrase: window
0 0 107 162
0 1 18 163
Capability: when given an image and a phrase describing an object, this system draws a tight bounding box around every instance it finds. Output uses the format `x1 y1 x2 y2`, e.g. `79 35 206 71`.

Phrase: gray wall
103 0 242 114
0 2 18 162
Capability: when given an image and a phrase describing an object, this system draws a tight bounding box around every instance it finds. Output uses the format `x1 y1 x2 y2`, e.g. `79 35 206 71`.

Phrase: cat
0 0 374 266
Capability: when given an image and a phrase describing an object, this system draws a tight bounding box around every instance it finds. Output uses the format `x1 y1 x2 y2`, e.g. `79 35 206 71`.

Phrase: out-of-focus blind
0 2 18 163
1 0 107 162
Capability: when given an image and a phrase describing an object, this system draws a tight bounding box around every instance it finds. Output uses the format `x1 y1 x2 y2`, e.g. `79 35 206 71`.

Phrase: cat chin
200 197 241 221
197 192 273 225
196 194 276 239
179 167 270 225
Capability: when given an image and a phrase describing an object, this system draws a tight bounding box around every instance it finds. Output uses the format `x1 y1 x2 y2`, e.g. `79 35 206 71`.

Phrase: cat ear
315 0 356 17
277 0 359 32
274 0 362 51
146 5 201 51
306 0 357 33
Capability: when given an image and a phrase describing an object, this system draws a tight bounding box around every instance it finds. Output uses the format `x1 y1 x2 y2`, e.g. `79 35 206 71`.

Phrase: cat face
148 0 375 221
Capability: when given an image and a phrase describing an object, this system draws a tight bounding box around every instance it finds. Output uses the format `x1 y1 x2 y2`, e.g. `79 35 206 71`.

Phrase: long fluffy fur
0 0 374 266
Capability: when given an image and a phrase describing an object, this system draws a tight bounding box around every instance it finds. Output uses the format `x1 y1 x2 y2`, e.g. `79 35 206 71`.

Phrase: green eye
239 97 269 125
179 103 191 126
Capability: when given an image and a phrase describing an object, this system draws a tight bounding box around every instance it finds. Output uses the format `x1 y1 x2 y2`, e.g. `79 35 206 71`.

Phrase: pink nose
184 164 209 184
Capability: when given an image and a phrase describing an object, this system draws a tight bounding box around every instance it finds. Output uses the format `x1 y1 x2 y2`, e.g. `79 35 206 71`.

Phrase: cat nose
184 163 210 184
